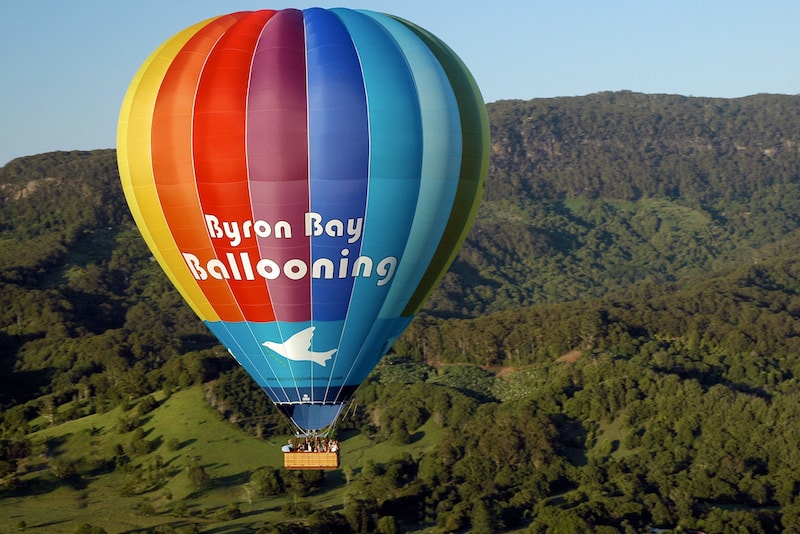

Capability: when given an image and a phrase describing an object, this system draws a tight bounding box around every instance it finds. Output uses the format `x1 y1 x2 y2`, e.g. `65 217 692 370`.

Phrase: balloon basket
283 451 340 470
282 436 340 470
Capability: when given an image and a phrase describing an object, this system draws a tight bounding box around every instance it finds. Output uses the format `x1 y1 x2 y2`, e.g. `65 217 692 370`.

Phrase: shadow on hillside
22 519 72 532
12 469 89 498
652 364 773 400
138 415 155 429
203 524 261 534
149 434 164 452
321 467 346 489
181 438 198 448
42 433 71 454
210 470 251 489
553 414 588 467
0 365 53 408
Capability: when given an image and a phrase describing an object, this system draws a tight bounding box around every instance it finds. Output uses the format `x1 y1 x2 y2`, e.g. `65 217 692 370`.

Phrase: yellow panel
117 18 220 321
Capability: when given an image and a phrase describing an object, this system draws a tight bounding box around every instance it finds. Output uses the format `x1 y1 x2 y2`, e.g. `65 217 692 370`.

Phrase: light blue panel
336 11 465 390
359 10 462 319
391 15 490 317
207 319 353 403
344 316 414 390
205 321 291 402
328 8 423 385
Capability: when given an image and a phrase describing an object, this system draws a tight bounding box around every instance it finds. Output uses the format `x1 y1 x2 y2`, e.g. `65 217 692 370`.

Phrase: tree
187 461 210 491
50 457 78 480
469 500 495 534
376 515 397 534
344 497 378 533
250 467 283 496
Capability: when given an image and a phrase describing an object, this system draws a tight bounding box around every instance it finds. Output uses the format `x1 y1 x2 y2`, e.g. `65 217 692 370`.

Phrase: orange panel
191 11 278 323
150 13 251 322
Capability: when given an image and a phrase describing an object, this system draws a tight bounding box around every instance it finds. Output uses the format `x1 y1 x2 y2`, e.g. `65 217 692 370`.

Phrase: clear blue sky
2 0 799 166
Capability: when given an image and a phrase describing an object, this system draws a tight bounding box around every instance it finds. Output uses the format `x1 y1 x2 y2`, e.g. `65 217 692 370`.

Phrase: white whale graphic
262 326 336 367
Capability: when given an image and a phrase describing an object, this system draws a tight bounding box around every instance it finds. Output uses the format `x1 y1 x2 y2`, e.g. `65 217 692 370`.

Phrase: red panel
192 11 278 322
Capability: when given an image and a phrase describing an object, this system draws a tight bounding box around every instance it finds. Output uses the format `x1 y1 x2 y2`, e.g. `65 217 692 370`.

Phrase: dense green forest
2 92 800 532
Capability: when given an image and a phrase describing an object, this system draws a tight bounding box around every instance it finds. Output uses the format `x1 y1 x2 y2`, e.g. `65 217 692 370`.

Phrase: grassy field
0 386 442 533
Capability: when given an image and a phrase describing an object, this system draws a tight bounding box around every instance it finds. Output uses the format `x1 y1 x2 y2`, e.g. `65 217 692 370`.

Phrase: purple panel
246 9 311 322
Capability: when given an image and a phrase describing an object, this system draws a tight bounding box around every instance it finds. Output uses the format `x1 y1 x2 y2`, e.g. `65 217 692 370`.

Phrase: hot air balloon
117 8 489 462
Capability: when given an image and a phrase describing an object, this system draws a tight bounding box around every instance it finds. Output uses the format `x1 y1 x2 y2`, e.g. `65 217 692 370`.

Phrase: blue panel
205 321 290 403
278 403 346 431
344 316 414 389
304 8 369 322
360 11 462 318
207 319 352 403
329 9 423 391
345 12 463 372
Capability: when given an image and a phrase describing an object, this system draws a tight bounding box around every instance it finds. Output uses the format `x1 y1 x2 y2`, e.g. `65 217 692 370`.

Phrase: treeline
314 254 800 532
487 91 800 203
193 240 800 532
426 92 800 317
0 150 124 285
400 255 800 379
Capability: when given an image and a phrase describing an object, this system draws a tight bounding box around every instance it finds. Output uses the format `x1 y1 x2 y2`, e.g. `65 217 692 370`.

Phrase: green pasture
0 386 442 533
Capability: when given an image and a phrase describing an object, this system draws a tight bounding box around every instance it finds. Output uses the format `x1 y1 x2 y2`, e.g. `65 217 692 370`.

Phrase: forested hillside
429 92 800 315
2 93 800 532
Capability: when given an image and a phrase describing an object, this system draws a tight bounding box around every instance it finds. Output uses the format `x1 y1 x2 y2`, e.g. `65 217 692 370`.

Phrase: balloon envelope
117 8 489 432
